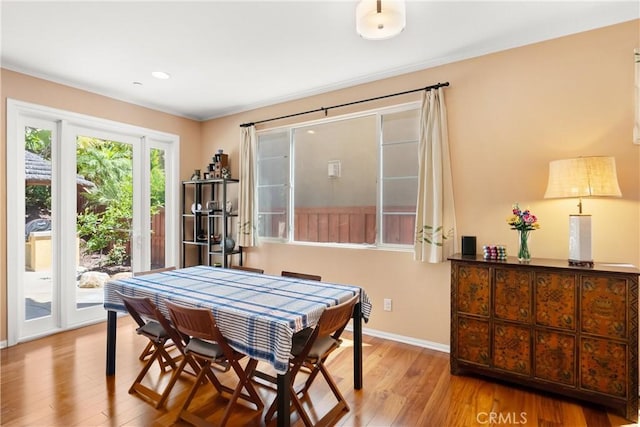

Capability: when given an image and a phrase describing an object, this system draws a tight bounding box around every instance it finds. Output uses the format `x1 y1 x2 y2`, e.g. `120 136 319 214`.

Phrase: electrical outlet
383 298 392 311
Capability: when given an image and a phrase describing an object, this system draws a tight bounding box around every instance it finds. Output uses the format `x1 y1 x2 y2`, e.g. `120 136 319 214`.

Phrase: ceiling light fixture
151 71 171 80
356 0 406 40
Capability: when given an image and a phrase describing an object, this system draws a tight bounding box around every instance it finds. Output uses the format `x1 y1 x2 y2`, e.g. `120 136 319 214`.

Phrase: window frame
256 127 292 241
256 101 420 250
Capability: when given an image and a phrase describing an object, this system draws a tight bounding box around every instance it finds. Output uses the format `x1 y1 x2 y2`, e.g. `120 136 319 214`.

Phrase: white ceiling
1 1 638 121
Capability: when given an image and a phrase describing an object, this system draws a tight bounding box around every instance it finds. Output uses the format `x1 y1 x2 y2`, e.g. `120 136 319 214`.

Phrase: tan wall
0 69 202 341
2 20 638 346
201 20 640 347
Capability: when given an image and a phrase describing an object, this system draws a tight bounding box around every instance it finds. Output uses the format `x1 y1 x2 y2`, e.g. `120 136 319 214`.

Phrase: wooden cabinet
449 254 639 421
181 178 242 268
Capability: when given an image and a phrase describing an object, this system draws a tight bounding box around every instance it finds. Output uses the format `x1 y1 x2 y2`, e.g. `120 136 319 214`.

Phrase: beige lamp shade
356 0 406 40
544 156 622 200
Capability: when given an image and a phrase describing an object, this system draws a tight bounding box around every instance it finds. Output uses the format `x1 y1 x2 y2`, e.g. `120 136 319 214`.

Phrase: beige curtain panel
238 125 257 247
414 87 457 262
635 48 639 144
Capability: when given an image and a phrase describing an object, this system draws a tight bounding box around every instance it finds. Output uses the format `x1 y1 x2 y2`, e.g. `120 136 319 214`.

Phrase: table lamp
543 156 622 267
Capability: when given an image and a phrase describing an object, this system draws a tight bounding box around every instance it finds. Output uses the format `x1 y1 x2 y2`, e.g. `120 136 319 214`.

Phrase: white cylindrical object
356 0 406 40
569 215 592 262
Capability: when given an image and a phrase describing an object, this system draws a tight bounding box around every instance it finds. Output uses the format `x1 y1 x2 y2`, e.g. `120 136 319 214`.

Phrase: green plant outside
26 129 166 267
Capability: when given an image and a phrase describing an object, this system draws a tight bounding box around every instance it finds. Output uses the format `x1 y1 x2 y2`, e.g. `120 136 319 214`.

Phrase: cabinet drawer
534 330 575 386
493 323 531 376
494 268 531 323
580 337 627 397
581 275 627 339
456 265 490 316
535 272 576 330
456 316 490 366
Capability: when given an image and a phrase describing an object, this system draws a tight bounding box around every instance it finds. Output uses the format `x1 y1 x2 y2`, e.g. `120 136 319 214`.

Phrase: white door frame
6 99 180 345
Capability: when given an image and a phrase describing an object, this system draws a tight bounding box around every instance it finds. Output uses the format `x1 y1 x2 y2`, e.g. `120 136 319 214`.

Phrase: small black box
462 236 476 256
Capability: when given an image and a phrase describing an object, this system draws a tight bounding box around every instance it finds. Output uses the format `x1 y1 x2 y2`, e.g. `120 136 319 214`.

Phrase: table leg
276 370 291 427
106 310 117 376
353 302 363 389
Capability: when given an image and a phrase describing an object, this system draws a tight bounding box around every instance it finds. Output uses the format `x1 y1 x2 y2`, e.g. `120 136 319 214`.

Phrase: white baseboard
0 325 449 355
346 325 450 354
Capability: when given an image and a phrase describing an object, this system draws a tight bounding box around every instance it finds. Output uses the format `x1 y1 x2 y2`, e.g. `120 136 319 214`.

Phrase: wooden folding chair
281 270 321 281
115 291 182 408
230 265 265 274
165 300 264 427
265 294 358 427
134 267 176 362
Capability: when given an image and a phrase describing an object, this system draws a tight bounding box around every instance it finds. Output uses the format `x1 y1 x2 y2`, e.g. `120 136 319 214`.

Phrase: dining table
103 265 371 427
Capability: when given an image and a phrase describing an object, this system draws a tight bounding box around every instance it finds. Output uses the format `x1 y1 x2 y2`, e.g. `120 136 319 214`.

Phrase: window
257 130 290 239
380 108 420 245
257 104 419 247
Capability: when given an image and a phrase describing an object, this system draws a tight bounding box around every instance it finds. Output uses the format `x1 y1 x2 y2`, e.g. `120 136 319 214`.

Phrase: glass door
8 100 179 344
22 122 57 336
72 130 137 322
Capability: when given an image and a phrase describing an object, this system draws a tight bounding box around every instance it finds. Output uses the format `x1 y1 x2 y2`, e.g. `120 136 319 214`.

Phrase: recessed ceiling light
307 130 315 134
133 81 143 86
151 71 171 80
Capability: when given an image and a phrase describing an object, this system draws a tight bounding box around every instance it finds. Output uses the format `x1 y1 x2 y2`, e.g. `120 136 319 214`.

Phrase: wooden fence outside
152 205 413 267
150 208 166 268
294 206 415 245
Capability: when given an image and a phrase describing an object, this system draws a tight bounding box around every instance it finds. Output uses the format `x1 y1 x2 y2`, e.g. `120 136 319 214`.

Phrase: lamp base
568 259 594 268
569 214 592 263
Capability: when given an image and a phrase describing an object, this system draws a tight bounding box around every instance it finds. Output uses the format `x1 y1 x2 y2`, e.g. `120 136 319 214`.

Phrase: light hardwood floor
0 316 635 426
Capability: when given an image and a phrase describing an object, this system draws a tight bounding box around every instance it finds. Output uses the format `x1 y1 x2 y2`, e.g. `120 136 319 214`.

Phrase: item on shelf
213 149 225 166
461 236 476 256
224 237 235 251
190 203 202 214
206 200 219 211
209 152 229 178
226 201 232 213
482 244 507 260
191 169 201 180
507 203 539 262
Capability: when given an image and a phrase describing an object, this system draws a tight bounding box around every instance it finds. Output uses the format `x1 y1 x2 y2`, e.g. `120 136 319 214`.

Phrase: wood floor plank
390 349 449 426
2 317 636 426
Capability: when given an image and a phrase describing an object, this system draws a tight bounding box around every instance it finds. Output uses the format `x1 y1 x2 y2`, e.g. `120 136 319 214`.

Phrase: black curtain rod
239 81 450 128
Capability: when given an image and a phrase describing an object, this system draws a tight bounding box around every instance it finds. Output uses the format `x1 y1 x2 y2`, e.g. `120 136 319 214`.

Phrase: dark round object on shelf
224 237 235 251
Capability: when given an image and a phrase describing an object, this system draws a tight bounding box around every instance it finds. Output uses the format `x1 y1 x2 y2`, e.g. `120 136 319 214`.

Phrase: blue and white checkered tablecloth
104 265 370 374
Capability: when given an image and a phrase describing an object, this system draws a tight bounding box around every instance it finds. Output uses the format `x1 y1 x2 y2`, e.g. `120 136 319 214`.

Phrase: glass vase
517 229 531 262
